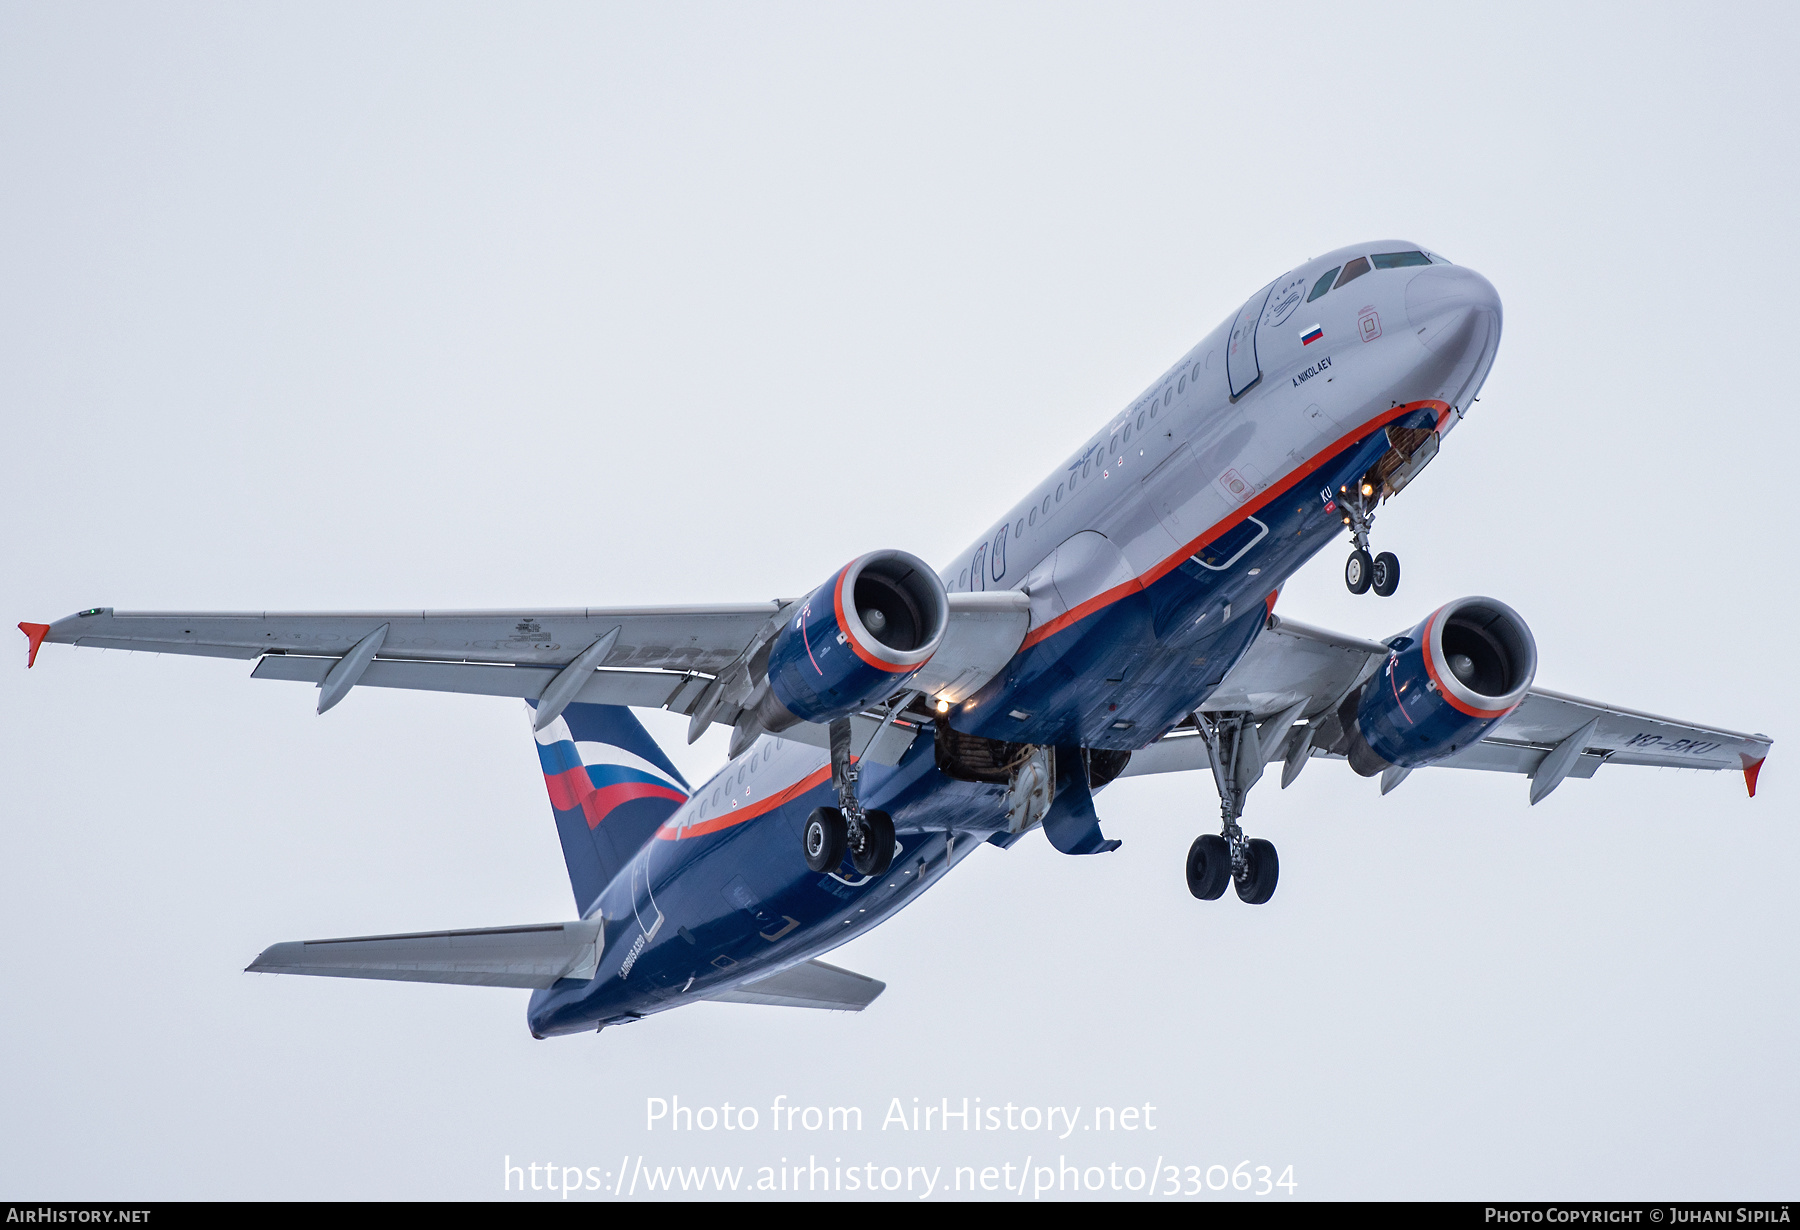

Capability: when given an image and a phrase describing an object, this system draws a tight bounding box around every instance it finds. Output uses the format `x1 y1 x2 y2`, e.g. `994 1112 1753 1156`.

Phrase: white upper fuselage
677 241 1502 826
943 240 1500 610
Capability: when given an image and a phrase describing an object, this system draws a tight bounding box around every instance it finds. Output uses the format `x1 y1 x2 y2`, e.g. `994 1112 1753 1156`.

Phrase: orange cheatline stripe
655 761 837 841
1019 401 1446 653
1019 576 1144 650
1139 402 1445 587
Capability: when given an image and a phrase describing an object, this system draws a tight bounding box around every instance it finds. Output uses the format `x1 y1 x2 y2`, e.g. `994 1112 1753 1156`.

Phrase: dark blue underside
527 412 1435 1037
959 410 1433 750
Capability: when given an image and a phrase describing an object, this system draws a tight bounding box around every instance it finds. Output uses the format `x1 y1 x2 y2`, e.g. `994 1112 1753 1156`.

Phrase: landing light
1361 483 1375 498
935 698 950 714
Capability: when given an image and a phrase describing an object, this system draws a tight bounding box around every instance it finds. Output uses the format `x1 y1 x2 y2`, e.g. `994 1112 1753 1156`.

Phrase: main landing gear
802 717 896 877
1186 712 1280 905
1340 484 1399 598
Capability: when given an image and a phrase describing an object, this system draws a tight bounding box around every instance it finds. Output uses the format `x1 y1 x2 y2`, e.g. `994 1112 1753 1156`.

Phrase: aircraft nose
1405 265 1502 354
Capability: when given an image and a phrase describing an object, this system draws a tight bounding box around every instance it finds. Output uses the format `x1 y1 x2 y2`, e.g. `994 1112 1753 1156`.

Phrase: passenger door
1226 282 1274 400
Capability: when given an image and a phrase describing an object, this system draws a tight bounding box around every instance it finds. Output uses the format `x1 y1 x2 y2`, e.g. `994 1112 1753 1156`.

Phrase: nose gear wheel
1341 486 1400 597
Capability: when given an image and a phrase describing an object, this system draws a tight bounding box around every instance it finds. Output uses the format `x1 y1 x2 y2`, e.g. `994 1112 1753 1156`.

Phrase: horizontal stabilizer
705 959 885 1011
246 921 602 989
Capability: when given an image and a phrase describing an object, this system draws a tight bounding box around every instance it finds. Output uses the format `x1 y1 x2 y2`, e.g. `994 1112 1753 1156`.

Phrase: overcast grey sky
3 1 1795 1201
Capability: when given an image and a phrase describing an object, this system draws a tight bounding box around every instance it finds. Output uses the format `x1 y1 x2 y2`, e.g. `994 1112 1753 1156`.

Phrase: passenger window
1307 267 1340 302
959 569 968 588
1015 519 1025 536
1029 508 1037 526
1056 483 1064 502
1163 388 1172 406
1333 257 1370 289
1371 250 1431 269
1177 375 1186 394
1041 494 1051 514
1137 410 1146 429
1123 424 1132 444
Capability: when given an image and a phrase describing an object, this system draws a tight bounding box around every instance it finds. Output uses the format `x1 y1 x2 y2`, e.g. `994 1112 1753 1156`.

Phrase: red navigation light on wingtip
18 623 50 668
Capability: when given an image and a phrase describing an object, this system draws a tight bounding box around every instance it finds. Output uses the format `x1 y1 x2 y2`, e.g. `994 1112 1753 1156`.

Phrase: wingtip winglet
18 622 50 668
1743 755 1765 799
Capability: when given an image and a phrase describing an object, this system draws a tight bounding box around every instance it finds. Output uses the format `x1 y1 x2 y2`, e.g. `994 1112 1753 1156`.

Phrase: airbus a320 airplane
22 241 1772 1037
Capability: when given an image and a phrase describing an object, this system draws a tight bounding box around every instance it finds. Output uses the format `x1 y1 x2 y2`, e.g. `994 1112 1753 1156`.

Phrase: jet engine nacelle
1346 596 1537 774
754 549 948 731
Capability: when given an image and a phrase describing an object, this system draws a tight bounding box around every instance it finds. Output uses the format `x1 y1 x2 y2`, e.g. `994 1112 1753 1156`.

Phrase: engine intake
1347 596 1537 774
755 550 948 731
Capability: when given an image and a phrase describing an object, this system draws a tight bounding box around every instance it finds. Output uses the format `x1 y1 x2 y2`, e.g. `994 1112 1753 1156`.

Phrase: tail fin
529 701 691 917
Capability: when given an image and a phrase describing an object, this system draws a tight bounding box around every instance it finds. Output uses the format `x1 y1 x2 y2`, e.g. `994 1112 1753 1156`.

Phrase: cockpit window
1333 256 1370 289
1371 251 1432 269
1306 268 1340 302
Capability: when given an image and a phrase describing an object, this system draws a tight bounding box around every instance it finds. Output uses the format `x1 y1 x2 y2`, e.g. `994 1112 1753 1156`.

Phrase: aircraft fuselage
528 241 1502 1036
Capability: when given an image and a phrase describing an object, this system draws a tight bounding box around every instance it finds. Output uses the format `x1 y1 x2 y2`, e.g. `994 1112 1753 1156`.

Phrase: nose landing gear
1340 485 1400 597
1187 712 1285 905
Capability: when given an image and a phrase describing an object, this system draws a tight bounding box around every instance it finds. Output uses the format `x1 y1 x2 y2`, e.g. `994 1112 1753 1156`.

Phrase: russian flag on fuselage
528 701 691 915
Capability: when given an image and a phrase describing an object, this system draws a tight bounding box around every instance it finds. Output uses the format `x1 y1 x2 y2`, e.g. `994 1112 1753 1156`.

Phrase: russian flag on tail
534 715 689 830
528 701 691 916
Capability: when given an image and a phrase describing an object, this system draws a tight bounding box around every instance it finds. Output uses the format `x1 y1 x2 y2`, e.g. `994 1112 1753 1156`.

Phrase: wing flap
250 654 705 710
704 959 885 1011
246 921 603 989
41 604 780 674
1433 740 1607 778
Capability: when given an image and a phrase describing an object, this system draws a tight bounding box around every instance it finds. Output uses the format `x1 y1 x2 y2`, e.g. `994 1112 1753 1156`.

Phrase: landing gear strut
1340 486 1400 598
803 717 895 877
1187 712 1280 905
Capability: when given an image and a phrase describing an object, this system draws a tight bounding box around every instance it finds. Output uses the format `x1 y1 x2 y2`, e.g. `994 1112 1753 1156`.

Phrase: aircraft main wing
35 603 782 673
1120 614 1772 800
24 592 1031 765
